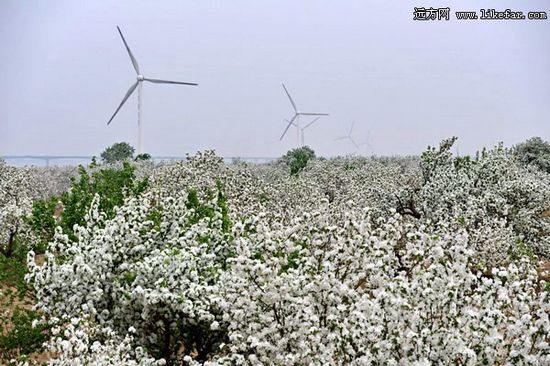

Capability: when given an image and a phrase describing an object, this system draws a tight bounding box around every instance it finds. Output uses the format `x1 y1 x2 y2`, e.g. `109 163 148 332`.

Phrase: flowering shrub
220 210 549 365
0 160 41 257
514 137 550 174
415 138 550 261
27 185 233 364
18 142 550 365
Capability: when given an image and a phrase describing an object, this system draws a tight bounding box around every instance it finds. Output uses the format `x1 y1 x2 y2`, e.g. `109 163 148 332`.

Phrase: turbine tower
284 116 321 146
107 26 198 154
363 129 373 155
279 83 328 146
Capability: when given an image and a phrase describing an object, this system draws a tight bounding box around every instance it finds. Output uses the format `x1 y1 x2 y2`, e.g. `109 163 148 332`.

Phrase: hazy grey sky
0 0 548 157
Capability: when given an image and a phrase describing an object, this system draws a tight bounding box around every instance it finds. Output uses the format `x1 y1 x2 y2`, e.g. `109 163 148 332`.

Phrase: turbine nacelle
279 83 328 144
137 74 145 81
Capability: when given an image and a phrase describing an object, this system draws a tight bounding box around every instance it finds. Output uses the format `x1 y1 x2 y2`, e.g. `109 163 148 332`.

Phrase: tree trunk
163 317 171 366
4 229 17 257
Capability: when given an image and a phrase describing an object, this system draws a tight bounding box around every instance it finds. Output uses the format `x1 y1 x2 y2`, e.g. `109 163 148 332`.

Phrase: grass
0 253 50 364
0 253 30 300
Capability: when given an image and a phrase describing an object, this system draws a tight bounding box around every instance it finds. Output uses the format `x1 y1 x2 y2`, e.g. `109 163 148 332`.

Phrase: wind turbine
362 129 374 155
279 84 328 146
335 121 371 154
107 26 198 154
283 116 321 146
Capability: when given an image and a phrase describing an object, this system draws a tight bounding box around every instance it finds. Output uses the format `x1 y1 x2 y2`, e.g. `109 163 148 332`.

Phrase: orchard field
0 137 549 365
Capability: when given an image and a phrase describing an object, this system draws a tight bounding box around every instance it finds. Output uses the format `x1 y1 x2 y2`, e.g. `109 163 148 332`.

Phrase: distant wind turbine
107 26 198 154
362 129 374 155
279 84 328 146
284 116 321 146
335 122 371 154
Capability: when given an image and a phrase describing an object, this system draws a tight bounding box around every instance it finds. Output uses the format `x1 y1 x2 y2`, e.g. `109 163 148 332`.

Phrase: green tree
29 162 149 243
100 142 135 164
513 137 550 173
281 146 316 176
135 153 152 161
25 196 58 253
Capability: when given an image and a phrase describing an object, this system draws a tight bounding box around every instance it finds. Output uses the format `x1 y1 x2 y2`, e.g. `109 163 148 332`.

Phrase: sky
0 0 548 158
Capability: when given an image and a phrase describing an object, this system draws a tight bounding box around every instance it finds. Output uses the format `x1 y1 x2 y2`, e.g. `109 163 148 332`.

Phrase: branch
395 194 421 219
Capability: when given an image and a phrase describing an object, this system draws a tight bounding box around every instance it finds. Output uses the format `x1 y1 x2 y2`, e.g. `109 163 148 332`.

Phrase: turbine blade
303 117 320 129
144 78 198 86
282 83 298 112
299 112 329 116
280 114 297 141
283 118 298 127
349 121 355 135
334 136 347 141
350 137 359 150
107 81 139 125
117 26 140 74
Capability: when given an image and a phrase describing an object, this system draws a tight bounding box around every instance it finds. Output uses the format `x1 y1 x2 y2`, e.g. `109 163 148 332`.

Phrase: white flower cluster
215 204 549 365
45 316 164 366
23 143 550 365
0 159 41 253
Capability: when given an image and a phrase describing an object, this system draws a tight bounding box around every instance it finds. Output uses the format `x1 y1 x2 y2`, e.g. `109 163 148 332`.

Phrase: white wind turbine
107 26 198 154
279 84 328 146
335 122 371 154
283 116 321 146
362 129 374 155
